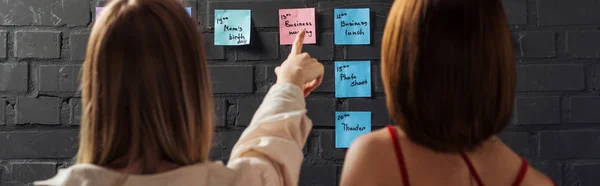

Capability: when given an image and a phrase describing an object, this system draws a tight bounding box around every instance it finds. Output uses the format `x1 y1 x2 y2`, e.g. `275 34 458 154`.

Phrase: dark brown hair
381 0 516 152
77 0 214 171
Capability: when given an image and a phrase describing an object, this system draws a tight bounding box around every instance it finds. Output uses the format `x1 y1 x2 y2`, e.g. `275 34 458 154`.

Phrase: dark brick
237 32 279 61
565 161 600 186
210 131 242 160
596 65 600 90
315 64 335 92
15 31 61 59
529 160 562 185
214 98 226 126
17 98 60 124
317 2 390 29
5 162 57 184
538 0 600 26
514 97 561 125
540 130 600 159
39 65 81 92
569 96 600 123
0 99 4 125
299 165 337 186
503 0 527 25
0 0 89 26
0 63 28 92
513 32 556 58
319 130 346 159
345 99 390 126
236 97 262 127
516 64 585 91
306 100 335 127
0 31 6 58
302 33 334 61
498 131 533 157
69 33 89 61
70 98 81 125
203 33 225 60
207 1 304 28
567 31 600 58
0 130 78 158
347 33 382 60
209 66 254 93
373 65 384 93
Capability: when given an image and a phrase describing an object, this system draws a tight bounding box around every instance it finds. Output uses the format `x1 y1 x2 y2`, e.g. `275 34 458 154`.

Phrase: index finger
290 29 306 55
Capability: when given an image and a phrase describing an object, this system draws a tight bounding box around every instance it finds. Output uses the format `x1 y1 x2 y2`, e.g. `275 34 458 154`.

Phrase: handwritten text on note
334 8 370 45
214 9 251 45
336 112 371 148
335 61 372 98
278 8 316 45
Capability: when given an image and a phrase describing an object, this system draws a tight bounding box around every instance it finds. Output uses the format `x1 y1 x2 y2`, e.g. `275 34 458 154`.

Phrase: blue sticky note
214 9 251 45
336 112 371 148
334 8 370 45
335 61 372 98
185 7 192 16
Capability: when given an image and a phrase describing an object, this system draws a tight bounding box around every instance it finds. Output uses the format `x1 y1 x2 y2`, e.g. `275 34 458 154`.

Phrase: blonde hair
77 0 214 171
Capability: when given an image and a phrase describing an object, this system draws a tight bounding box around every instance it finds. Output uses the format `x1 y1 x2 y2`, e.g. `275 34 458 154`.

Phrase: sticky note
336 112 371 148
335 61 372 98
185 7 192 16
214 9 251 45
279 8 316 45
96 7 104 18
334 8 370 45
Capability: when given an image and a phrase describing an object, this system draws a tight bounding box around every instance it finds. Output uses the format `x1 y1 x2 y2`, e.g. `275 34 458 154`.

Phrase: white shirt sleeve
226 83 312 186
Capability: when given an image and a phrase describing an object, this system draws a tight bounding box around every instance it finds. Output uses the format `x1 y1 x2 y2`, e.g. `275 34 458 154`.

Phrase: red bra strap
387 125 410 186
460 153 485 186
512 158 529 186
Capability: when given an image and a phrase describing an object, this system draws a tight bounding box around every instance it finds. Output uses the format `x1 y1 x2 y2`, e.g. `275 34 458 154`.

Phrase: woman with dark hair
35 0 323 185
340 0 555 185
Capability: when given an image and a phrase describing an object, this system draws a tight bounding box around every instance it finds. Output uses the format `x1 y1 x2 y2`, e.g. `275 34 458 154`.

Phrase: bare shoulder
340 128 399 186
521 166 556 186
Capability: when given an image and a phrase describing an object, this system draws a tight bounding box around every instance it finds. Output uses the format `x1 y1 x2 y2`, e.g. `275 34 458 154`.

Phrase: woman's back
341 126 554 186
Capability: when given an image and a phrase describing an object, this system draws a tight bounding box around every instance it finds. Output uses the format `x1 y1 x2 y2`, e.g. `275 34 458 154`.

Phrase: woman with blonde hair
340 0 555 185
35 0 323 185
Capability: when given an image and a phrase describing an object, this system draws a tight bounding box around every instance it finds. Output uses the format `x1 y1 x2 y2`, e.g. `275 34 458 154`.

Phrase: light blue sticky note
335 61 372 98
214 9 251 45
185 7 192 16
334 8 370 45
336 112 371 148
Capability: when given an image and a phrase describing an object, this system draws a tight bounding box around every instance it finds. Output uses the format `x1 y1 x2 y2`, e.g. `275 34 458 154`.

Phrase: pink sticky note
279 8 316 45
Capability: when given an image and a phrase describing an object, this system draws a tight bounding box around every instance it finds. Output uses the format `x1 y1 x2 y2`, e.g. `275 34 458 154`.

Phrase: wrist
276 78 303 88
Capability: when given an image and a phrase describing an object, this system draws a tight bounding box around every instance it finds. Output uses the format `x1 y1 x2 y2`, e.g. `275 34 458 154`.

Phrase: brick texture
4 162 57 185
0 131 78 158
0 0 597 185
0 63 28 92
15 31 61 59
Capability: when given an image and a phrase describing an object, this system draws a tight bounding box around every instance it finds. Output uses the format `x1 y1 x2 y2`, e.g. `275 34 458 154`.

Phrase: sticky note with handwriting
279 8 316 45
335 61 372 98
336 112 371 148
214 10 251 45
334 8 370 45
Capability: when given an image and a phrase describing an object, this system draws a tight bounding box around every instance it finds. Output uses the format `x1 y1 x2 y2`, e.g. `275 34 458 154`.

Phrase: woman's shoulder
33 162 240 186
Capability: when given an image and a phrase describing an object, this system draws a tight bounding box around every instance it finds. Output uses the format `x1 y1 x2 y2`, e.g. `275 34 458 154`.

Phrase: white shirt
34 83 312 186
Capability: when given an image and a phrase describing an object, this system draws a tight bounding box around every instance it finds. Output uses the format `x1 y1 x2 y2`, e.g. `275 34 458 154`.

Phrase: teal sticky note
185 7 192 16
334 8 370 45
214 9 251 45
336 112 371 148
335 61 372 98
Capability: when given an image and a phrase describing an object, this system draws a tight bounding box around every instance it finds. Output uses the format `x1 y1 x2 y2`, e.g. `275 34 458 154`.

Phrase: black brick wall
0 0 598 185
